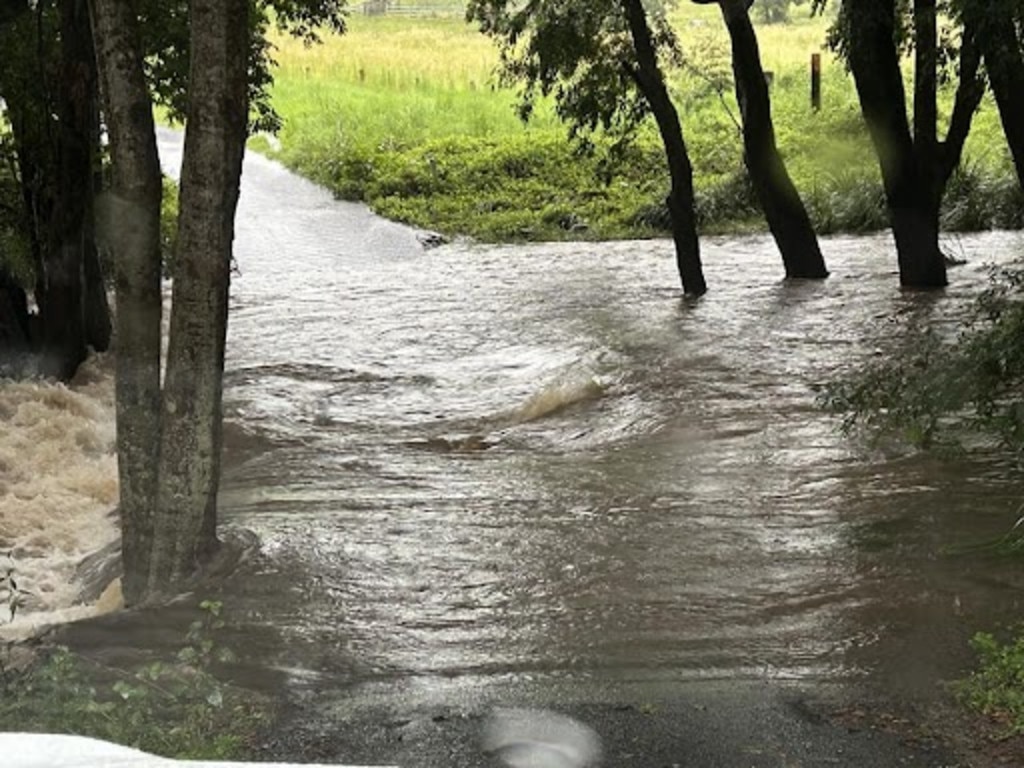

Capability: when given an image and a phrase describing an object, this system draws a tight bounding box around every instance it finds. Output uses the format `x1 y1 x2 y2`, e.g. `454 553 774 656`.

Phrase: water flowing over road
21 131 1024 765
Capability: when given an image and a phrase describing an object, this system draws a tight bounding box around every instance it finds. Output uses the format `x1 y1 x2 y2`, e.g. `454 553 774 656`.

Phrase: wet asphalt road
256 680 966 767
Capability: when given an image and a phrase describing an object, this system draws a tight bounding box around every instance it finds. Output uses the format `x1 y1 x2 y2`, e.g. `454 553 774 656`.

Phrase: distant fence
356 0 464 16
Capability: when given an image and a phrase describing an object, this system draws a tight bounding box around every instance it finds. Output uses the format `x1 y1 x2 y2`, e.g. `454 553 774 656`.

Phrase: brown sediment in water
0 353 120 641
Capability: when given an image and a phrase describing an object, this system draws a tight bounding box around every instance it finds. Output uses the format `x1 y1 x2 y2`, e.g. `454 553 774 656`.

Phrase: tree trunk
718 0 827 279
845 0 946 287
83 236 112 352
90 0 164 606
913 0 937 154
620 0 707 297
938 28 984 186
149 0 249 588
37 0 97 380
979 19 1024 190
81 12 112 354
0 268 31 377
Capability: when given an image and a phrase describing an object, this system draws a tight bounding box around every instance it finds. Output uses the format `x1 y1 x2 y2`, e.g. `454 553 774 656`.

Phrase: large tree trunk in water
979 19 1024 190
620 0 706 297
845 0 946 288
717 0 827 279
149 0 249 589
90 0 164 606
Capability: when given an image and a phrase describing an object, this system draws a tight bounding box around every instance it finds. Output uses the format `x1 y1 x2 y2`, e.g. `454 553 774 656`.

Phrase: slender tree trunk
89 0 164 606
621 0 706 296
938 28 984 186
81 11 112 354
717 0 827 279
84 237 112 352
846 0 946 287
979 20 1024 190
149 0 249 588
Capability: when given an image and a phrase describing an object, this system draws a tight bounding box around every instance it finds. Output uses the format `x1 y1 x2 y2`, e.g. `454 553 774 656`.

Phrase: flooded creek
5 134 1024 748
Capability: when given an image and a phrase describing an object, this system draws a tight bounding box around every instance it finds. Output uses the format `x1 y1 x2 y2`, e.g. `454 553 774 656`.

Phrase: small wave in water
513 361 608 424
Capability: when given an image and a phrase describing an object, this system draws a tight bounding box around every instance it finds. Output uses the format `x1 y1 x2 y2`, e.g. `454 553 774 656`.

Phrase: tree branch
939 22 984 186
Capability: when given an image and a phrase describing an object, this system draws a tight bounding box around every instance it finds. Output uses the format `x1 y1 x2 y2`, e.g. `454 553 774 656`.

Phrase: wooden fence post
811 53 821 111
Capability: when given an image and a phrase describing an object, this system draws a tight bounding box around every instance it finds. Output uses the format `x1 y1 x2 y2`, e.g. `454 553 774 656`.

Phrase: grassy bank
263 6 1022 241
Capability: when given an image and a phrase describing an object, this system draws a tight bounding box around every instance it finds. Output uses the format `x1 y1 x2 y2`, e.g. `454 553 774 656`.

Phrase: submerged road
257 679 964 767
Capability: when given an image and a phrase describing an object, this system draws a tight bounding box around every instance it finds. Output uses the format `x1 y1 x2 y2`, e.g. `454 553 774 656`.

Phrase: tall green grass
263 6 1020 241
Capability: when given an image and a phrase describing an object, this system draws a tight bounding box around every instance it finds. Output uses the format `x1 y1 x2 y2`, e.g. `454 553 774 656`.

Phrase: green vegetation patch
263 9 1020 242
959 629 1024 736
281 131 668 241
0 601 267 760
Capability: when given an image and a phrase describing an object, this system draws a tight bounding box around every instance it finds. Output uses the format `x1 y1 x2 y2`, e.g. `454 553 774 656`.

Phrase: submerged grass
264 7 1020 241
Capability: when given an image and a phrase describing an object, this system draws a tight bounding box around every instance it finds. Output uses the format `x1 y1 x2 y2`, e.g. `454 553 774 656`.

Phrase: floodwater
4 131 1024 720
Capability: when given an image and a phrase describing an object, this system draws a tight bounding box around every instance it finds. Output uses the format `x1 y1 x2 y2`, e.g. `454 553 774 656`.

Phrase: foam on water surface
0 354 121 641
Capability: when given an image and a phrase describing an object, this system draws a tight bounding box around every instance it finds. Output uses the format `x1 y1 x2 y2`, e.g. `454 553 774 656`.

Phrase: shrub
958 629 1024 736
821 262 1024 459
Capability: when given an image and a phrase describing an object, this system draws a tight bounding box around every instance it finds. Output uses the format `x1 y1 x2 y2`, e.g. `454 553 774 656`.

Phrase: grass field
261 3 1021 241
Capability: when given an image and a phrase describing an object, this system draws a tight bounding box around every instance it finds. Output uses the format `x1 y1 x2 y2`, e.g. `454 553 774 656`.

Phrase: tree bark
149 0 249 588
846 0 946 287
620 0 707 297
979 17 1024 190
82 22 112 354
938 28 984 186
37 0 97 380
89 0 164 606
83 235 112 352
717 0 827 279
913 0 937 154
0 268 31 376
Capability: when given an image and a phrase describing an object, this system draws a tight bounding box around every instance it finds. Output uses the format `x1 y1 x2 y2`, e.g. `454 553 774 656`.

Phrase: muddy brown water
24 133 1024 737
